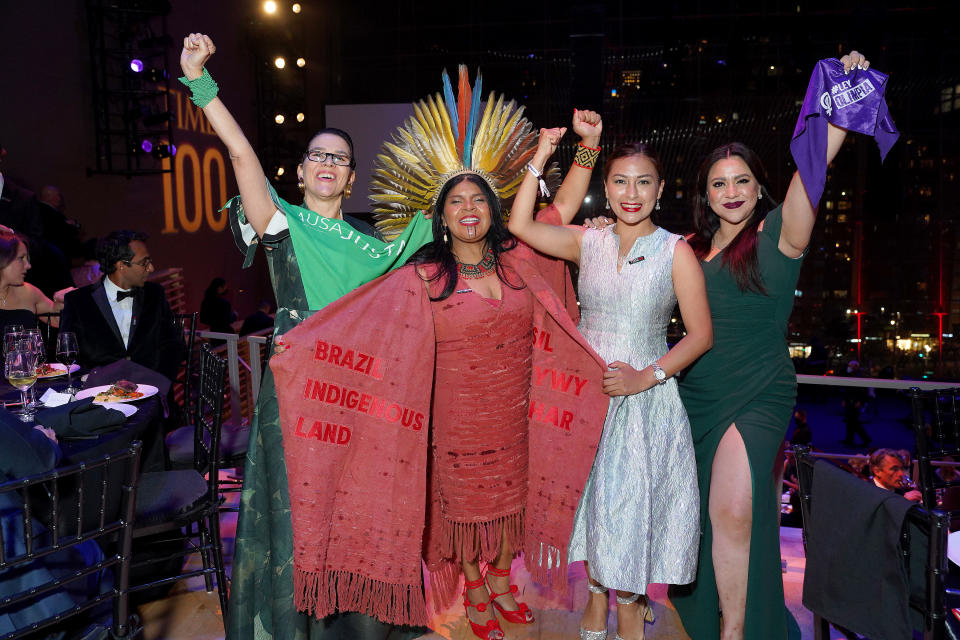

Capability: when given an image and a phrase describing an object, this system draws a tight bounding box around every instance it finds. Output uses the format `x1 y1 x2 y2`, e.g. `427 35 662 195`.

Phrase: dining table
0 369 167 474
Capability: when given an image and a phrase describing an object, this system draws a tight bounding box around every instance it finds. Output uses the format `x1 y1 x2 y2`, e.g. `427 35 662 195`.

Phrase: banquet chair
911 387 960 513
795 445 950 640
34 312 60 362
173 312 198 420
130 344 229 618
0 442 142 639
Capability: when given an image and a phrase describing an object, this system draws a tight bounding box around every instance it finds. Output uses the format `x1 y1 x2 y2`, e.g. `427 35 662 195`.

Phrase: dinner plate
949 531 960 567
102 403 138 418
36 363 81 379
75 383 159 404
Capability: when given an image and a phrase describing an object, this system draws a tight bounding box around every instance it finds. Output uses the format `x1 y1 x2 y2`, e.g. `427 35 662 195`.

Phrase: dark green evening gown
672 205 802 640
225 208 426 640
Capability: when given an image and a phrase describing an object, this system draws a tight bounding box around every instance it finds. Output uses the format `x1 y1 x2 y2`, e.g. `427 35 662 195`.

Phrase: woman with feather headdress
267 71 611 640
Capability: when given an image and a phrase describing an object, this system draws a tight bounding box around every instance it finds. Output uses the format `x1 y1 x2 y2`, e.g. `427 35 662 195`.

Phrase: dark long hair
204 277 226 300
688 142 775 294
406 173 521 301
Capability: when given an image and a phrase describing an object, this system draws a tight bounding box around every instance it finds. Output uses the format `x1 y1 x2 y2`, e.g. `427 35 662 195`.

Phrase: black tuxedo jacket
60 279 185 383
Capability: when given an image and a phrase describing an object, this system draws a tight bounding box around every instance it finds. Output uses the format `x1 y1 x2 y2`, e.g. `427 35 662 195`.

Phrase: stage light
277 166 285 176
296 57 305 67
292 3 301 12
130 59 144 73
275 114 285 124
141 139 153 153
275 57 286 69
296 112 304 122
264 1 277 13
151 142 175 159
144 68 167 82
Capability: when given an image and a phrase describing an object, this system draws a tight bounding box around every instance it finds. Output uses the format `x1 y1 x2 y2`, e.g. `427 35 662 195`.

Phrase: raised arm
553 109 602 223
780 50 869 258
603 241 712 395
180 33 275 237
508 127 584 263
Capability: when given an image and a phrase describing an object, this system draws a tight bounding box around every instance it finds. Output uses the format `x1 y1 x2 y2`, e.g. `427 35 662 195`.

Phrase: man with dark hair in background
60 230 184 382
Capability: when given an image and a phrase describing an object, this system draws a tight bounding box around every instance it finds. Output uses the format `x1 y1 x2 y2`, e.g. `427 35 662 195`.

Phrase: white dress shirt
103 276 135 347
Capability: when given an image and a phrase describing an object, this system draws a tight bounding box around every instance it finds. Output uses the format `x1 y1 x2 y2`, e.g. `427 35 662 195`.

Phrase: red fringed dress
428 277 535 571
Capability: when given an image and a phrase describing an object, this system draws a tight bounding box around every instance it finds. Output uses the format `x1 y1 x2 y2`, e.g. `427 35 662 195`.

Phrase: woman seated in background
199 276 237 334
0 230 66 331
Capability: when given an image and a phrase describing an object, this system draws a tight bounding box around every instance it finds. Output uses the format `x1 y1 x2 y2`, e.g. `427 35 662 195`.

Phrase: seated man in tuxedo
60 230 184 383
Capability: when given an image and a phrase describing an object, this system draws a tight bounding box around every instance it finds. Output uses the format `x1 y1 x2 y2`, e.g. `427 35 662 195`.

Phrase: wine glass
5 347 38 422
56 332 79 396
3 325 23 355
22 328 45 409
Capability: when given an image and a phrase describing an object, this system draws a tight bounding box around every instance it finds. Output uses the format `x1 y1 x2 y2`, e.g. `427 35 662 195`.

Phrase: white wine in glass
5 348 38 422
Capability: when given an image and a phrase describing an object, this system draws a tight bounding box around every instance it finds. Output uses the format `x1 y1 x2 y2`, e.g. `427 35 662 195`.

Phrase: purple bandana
790 58 899 209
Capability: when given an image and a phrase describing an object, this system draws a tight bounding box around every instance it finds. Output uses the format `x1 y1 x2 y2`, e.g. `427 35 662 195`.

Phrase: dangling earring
297 177 304 192
442 225 448 243
605 199 610 210
655 199 661 211
344 184 353 199
758 191 763 201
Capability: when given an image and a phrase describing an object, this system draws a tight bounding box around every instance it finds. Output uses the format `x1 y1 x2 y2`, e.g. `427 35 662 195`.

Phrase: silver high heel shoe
580 582 609 640
613 592 655 640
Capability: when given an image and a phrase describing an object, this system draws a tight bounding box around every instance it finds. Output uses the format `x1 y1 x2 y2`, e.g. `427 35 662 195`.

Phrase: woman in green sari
179 33 432 640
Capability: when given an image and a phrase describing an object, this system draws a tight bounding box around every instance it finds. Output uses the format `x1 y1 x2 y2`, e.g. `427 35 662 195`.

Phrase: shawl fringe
438 510 525 565
428 510 526 611
525 541 568 594
294 568 430 627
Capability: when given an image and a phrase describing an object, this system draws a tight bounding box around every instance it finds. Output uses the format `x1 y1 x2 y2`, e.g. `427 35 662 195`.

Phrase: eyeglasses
304 150 352 166
125 256 153 269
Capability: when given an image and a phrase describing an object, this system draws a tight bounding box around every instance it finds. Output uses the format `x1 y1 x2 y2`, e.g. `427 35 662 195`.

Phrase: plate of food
75 380 158 404
36 363 81 379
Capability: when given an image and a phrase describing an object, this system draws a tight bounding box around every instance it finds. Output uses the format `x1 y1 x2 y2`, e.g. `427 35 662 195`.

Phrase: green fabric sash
227 184 433 310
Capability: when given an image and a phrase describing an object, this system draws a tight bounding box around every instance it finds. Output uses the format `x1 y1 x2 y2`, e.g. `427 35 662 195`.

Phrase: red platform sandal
485 564 535 624
463 576 505 640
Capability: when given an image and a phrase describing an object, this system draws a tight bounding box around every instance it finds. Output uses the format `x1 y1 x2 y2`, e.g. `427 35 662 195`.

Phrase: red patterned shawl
271 211 609 625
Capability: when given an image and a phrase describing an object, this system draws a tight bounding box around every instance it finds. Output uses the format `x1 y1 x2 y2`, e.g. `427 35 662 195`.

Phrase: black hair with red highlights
687 142 775 294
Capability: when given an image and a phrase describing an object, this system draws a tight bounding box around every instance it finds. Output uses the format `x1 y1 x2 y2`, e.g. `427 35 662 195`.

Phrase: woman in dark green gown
179 33 431 640
671 51 871 640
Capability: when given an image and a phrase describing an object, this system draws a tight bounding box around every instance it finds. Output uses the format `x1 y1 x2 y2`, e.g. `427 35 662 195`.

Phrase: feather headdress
371 65 560 240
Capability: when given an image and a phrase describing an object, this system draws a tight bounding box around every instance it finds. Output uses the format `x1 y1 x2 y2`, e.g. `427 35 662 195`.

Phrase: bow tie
116 288 140 302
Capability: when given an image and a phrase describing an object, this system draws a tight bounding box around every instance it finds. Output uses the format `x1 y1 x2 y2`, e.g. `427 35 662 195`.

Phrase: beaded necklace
456 247 496 279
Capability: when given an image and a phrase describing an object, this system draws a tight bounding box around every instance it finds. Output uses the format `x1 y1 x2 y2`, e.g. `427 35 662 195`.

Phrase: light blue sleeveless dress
567 226 699 594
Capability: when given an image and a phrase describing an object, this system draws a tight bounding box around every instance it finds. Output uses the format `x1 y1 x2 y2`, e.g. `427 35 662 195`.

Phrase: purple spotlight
130 59 144 73
169 143 176 156
141 139 153 153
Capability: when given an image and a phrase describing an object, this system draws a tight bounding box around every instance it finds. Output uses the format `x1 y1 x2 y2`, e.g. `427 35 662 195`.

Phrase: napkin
39 388 74 408
36 398 128 439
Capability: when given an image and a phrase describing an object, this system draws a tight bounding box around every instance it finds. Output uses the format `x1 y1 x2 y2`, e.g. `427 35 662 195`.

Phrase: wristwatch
652 362 667 385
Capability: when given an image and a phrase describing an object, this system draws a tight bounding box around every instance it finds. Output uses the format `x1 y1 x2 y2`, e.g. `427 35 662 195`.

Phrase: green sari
225 192 431 640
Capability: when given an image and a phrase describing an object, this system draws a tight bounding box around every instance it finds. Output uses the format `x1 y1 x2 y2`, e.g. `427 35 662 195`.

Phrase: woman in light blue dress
509 125 712 640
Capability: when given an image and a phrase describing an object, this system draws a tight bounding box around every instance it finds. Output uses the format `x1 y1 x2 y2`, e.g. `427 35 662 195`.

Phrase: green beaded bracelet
178 68 219 108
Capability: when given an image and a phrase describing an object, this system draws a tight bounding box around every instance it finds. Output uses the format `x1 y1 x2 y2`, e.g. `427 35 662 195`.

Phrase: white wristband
526 163 550 198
